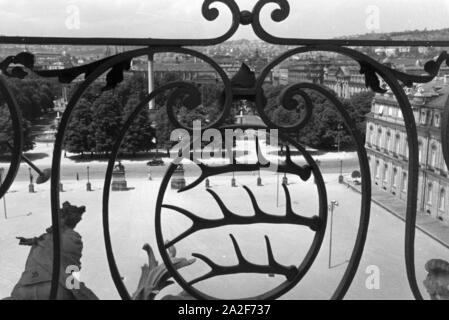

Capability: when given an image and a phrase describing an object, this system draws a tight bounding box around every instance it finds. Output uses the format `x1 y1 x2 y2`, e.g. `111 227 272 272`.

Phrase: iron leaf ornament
0 52 131 91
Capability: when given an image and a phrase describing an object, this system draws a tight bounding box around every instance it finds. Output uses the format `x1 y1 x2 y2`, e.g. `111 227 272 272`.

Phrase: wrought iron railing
0 0 449 300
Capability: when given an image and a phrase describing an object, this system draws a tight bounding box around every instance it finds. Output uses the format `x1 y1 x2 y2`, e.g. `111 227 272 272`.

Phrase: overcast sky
1 0 449 39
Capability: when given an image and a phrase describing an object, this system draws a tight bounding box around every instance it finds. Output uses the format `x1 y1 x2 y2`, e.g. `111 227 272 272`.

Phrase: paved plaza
0 168 447 300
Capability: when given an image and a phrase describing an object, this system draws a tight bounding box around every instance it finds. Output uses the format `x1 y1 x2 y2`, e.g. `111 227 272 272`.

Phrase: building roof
378 79 449 110
153 62 214 73
425 83 449 109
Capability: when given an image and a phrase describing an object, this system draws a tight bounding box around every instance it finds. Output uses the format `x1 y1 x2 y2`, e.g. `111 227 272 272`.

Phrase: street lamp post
337 124 343 154
328 200 339 269
28 167 34 193
0 168 7 219
86 166 92 191
339 159 344 183
337 123 344 183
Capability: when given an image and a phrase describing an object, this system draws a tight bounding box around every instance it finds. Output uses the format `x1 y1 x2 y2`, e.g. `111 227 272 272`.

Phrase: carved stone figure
114 161 125 172
132 243 195 300
423 259 449 300
8 201 98 300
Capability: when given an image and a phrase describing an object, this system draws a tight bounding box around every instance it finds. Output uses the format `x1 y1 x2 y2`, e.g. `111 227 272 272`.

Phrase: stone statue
114 161 125 172
4 201 194 300
423 259 449 300
7 201 98 300
132 243 196 300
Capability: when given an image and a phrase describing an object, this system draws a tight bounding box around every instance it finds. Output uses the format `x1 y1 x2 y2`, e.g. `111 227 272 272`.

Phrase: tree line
0 70 374 157
0 76 60 154
263 84 373 150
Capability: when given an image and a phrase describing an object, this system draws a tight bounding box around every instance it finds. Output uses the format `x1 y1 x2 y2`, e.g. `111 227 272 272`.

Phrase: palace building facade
365 79 449 223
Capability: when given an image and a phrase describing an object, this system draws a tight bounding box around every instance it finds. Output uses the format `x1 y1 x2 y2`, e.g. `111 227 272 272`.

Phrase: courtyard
0 167 447 300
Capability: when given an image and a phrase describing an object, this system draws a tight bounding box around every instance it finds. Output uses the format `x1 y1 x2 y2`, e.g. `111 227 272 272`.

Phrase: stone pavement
344 180 449 249
2 174 448 299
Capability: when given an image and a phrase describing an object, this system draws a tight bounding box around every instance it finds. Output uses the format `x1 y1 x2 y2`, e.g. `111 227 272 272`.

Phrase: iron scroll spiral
254 44 449 300
55 44 439 300
50 46 232 299
99 49 232 299
154 133 327 300
0 0 447 300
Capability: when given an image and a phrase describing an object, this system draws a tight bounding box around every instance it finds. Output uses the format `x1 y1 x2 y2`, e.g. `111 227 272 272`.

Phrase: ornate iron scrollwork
155 133 328 300
0 0 448 301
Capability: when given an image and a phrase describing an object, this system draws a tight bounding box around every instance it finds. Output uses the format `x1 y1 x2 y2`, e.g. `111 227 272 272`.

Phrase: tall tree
0 104 34 153
121 94 156 155
91 92 123 154
63 98 94 155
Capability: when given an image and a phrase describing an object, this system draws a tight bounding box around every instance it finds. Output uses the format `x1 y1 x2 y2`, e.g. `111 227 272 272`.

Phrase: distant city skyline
0 0 449 40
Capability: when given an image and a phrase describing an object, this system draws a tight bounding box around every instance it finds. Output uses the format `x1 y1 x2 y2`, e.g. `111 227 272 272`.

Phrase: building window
395 134 401 154
375 161 380 179
427 183 433 205
435 114 441 127
378 104 384 116
367 125 373 144
430 145 437 168
377 128 382 147
401 172 408 192
420 111 427 125
385 131 391 151
382 164 388 183
393 168 398 187
388 107 394 117
439 188 446 211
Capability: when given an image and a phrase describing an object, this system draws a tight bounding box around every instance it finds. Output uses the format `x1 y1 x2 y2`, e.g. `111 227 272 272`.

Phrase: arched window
439 188 446 211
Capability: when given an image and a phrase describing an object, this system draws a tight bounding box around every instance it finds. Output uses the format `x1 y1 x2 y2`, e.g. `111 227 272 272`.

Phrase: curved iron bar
155 134 328 300
101 82 198 299
189 234 298 285
0 0 446 300
49 46 233 299
442 97 449 172
48 43 435 300
0 76 23 199
162 183 321 248
257 51 371 298
255 44 430 299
